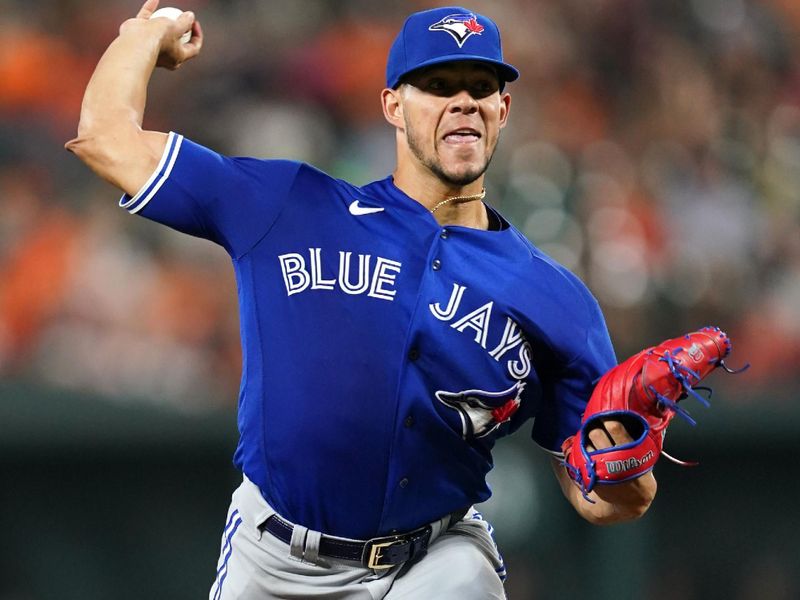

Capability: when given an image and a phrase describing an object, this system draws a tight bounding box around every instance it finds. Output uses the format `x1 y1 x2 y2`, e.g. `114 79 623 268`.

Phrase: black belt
262 508 469 570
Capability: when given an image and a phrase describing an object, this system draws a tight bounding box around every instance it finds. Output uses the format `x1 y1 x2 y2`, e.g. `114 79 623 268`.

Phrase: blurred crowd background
0 1 798 599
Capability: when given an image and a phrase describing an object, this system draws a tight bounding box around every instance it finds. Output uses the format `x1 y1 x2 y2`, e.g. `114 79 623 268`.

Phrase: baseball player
67 2 740 598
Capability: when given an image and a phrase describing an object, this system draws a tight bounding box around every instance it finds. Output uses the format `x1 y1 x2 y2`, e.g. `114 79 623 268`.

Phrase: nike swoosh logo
349 200 385 216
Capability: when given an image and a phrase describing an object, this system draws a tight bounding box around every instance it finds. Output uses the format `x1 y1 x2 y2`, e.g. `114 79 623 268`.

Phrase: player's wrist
116 18 170 61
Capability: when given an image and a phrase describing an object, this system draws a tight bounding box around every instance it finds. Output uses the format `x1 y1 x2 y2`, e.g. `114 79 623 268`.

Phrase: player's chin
441 159 489 185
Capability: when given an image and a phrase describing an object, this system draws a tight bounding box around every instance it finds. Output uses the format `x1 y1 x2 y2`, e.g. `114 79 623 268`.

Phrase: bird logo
436 381 525 439
429 13 485 48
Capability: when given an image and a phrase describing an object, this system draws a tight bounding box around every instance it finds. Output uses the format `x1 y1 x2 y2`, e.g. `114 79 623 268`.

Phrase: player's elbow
65 130 125 186
65 130 102 163
65 119 161 195
66 109 137 168
66 109 119 162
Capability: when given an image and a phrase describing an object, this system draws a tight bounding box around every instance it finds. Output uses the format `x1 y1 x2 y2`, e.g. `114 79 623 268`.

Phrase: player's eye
470 80 498 98
425 78 450 93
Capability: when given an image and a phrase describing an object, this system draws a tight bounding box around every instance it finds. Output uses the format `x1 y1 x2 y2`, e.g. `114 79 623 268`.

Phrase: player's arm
65 0 202 196
550 420 657 525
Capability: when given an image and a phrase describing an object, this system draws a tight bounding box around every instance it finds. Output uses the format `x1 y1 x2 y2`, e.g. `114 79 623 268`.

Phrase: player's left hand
561 327 747 498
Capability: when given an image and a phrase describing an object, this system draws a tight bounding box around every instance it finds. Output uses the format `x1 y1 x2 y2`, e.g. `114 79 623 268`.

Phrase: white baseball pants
208 477 506 599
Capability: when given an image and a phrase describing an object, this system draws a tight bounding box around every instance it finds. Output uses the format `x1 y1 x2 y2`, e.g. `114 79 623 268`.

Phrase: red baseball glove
562 326 745 498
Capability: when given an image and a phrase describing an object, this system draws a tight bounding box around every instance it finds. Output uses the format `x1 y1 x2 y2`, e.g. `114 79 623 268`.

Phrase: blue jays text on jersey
119 132 617 540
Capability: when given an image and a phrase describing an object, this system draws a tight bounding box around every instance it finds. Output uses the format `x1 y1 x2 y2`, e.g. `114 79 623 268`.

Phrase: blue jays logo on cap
429 13 485 48
386 6 520 89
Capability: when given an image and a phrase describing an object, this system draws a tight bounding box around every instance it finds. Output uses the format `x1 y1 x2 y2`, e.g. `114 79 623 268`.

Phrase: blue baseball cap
386 7 520 89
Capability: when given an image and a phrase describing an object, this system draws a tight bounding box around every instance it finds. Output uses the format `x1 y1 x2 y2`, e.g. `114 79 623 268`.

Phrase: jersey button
432 259 442 271
399 478 409 488
404 415 414 428
408 348 420 361
440 229 449 240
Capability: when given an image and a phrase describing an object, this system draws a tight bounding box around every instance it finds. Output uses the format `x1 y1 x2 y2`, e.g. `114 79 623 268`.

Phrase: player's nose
448 89 479 114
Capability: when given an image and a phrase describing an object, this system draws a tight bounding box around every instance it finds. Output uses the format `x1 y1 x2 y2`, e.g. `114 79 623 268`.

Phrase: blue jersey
120 133 617 539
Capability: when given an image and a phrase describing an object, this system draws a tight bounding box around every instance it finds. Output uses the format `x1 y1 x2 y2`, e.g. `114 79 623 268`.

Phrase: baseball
150 6 191 44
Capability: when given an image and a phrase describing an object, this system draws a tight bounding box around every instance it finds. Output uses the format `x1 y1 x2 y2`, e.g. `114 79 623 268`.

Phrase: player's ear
498 92 511 129
381 87 404 129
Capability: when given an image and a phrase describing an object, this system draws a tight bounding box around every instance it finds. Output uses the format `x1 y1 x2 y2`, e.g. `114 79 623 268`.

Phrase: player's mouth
442 128 482 145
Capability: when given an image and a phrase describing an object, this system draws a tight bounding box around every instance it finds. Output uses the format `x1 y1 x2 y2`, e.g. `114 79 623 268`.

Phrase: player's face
398 62 511 186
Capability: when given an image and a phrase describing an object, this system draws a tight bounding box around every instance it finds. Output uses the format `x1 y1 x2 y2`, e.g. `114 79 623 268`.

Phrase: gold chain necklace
429 188 486 213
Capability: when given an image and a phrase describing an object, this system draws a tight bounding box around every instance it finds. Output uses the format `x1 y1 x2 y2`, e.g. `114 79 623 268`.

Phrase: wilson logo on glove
606 451 654 475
